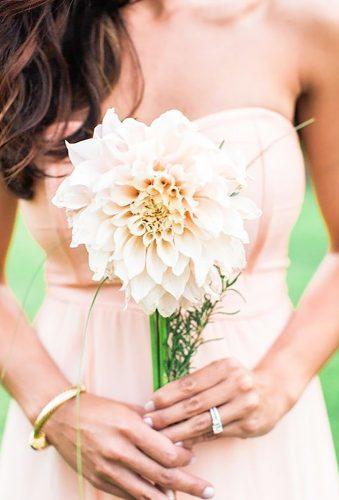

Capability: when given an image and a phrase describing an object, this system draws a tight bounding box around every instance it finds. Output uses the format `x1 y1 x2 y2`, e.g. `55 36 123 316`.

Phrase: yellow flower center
130 184 184 244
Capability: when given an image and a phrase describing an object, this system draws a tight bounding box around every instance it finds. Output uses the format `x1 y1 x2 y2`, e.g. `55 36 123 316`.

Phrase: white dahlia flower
53 109 261 316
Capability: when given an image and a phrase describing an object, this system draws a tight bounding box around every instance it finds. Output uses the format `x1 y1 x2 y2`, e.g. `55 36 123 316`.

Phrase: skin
1 0 339 498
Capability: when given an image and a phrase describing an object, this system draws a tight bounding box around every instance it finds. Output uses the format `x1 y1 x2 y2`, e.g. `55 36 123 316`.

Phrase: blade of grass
75 277 108 500
246 118 315 171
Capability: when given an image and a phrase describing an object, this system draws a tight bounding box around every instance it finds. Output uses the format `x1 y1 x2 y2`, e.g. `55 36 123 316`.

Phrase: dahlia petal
130 271 155 302
114 259 129 286
162 266 190 300
194 199 223 236
157 292 179 317
192 254 212 287
88 248 110 280
222 207 249 242
52 183 91 210
112 227 130 260
120 118 148 144
111 185 139 206
66 139 103 166
123 236 146 279
101 108 121 136
146 241 167 284
172 253 189 276
111 210 133 228
175 229 201 259
95 219 115 252
231 195 262 220
156 239 178 267
71 208 105 247
182 275 203 304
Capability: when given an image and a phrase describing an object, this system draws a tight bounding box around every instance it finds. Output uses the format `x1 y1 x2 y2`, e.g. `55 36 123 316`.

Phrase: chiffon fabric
0 108 338 499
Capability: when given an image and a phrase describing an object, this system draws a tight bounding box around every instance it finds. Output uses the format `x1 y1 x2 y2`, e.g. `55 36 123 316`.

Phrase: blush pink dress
0 108 338 499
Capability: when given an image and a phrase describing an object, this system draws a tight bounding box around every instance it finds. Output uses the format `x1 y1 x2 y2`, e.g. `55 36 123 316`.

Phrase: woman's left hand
143 358 297 446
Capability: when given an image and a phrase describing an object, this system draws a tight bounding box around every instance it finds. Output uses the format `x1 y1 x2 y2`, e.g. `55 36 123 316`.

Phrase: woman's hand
143 358 297 446
44 392 215 499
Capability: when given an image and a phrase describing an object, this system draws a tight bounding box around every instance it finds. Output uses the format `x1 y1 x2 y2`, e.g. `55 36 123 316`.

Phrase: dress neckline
47 106 298 140
192 106 296 131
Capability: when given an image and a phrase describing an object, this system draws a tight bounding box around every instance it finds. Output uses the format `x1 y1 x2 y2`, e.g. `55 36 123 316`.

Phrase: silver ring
209 406 223 435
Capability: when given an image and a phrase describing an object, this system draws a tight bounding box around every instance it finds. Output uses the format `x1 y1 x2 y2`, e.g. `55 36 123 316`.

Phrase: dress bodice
19 107 305 312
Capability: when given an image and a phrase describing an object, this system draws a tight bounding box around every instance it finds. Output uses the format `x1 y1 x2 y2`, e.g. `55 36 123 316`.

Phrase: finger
183 433 218 448
116 446 214 499
99 462 168 500
129 420 194 468
92 478 133 499
144 358 240 412
145 373 254 430
223 417 262 438
125 403 145 416
162 392 259 443
186 421 249 446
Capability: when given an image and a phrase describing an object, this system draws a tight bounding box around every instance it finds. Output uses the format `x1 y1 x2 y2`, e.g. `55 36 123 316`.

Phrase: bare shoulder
272 0 339 39
272 0 339 84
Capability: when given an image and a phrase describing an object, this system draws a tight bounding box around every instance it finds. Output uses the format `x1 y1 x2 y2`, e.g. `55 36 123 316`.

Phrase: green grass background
0 185 338 461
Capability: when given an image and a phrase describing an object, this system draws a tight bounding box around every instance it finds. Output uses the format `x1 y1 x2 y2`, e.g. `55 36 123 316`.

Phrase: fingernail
202 486 215 499
189 455 196 465
175 441 183 447
240 376 254 391
165 490 175 499
143 416 154 427
144 400 155 412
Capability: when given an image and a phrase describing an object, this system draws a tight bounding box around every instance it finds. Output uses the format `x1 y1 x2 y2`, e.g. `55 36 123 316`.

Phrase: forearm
0 283 70 423
256 252 339 404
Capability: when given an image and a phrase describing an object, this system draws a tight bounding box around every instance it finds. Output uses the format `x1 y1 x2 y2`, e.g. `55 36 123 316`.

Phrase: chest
108 9 301 122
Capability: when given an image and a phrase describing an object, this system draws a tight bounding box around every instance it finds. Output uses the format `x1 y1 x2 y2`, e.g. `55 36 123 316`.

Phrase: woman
0 0 338 498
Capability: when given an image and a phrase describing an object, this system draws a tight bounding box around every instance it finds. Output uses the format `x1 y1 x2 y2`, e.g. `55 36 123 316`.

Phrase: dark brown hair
0 0 141 199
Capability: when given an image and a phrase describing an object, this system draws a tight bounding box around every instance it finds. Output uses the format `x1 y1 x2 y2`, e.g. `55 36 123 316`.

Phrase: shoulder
273 0 339 22
272 0 339 41
271 0 339 86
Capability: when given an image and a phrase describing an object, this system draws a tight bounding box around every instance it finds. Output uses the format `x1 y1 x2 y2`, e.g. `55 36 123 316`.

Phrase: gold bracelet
29 384 86 451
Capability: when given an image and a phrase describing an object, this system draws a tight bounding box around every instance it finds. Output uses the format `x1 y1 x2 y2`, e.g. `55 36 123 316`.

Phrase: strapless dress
0 107 338 499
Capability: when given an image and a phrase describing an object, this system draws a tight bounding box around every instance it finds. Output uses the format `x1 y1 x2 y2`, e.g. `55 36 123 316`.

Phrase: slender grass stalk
75 277 108 500
246 118 315 171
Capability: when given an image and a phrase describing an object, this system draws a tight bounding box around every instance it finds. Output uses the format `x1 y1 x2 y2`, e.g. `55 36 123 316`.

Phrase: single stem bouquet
53 108 261 392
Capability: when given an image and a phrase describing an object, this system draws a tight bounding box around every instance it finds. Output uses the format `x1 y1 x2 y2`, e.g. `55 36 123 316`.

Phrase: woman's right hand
44 392 214 499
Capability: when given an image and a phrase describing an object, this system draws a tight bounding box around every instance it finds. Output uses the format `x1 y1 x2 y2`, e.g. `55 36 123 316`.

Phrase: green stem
149 311 169 390
149 313 160 391
157 313 169 387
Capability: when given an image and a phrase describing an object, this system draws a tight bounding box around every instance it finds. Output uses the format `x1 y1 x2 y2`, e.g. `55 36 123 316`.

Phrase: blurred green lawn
0 185 338 462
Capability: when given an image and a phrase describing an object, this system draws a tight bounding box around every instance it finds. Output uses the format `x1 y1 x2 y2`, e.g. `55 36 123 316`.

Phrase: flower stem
157 313 169 388
149 313 160 391
149 311 169 391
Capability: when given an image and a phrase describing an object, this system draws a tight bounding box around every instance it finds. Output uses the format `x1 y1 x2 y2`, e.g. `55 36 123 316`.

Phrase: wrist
254 351 311 413
29 385 86 450
43 389 90 447
24 378 72 425
43 396 76 445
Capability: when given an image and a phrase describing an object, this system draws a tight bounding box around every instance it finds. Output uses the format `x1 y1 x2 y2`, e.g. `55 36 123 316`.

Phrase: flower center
129 185 185 244
142 197 169 222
